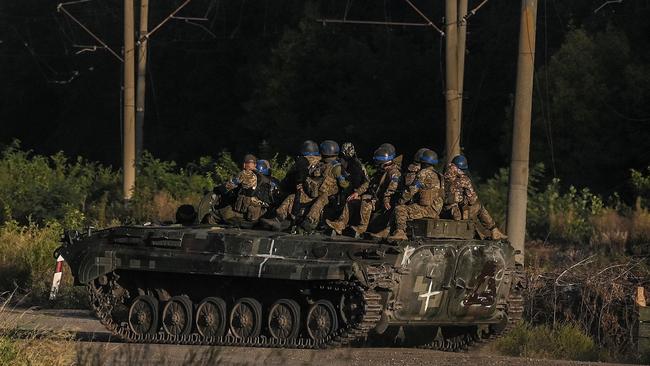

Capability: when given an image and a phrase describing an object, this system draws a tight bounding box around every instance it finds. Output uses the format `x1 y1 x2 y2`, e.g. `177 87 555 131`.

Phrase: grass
0 220 87 308
493 323 599 362
0 293 75 365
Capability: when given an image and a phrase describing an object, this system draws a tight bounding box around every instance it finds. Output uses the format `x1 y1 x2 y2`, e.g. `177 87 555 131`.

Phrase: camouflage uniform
215 169 261 222
304 157 349 226
354 157 402 234
398 162 421 204
275 155 321 220
443 163 497 230
325 173 369 234
392 166 444 234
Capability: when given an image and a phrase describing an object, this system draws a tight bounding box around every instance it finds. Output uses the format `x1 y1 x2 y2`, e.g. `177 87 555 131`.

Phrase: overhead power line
57 1 123 62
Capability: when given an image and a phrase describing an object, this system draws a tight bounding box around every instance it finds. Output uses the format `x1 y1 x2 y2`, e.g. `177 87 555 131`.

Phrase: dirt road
0 308 626 366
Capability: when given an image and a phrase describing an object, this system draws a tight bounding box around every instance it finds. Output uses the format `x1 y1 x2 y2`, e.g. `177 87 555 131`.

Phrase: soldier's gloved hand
347 192 359 202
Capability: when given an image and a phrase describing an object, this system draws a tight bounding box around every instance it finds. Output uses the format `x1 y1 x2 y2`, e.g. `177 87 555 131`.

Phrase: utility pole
457 0 468 128
507 0 538 265
123 0 136 200
444 0 461 162
135 0 149 166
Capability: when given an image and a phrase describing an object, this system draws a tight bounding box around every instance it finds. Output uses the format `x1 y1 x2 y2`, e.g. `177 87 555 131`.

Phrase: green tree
532 26 650 192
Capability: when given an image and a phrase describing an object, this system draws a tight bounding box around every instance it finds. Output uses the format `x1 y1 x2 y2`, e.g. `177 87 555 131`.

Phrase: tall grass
478 163 650 251
494 323 599 362
0 293 75 365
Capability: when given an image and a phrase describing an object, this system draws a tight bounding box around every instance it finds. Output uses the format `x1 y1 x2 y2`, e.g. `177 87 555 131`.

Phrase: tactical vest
232 171 257 213
253 173 274 207
304 163 323 198
416 169 444 212
318 160 342 196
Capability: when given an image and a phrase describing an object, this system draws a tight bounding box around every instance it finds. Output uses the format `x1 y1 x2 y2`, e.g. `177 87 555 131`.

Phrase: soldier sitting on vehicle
328 143 401 237
443 155 507 240
388 149 444 241
248 159 281 221
212 154 261 224
325 142 370 235
403 148 427 188
339 142 370 204
301 140 349 231
261 140 321 230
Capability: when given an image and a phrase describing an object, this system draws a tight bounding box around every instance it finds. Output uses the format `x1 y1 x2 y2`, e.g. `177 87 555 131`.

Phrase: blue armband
414 180 424 189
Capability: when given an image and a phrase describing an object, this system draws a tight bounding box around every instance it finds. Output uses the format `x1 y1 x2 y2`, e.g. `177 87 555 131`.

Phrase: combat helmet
420 149 439 165
300 140 320 156
378 143 396 158
341 142 356 158
319 140 340 157
413 148 429 163
451 155 469 171
256 159 271 176
373 145 396 164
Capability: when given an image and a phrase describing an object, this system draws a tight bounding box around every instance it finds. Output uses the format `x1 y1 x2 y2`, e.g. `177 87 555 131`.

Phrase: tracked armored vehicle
56 219 523 350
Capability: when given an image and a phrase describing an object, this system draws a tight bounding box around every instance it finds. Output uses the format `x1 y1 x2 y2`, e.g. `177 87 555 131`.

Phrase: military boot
301 219 318 233
325 219 345 235
490 227 508 240
367 227 389 240
388 229 408 241
349 225 368 236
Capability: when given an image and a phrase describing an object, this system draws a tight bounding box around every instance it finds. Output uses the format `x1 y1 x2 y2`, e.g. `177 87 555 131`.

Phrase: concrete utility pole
135 0 149 166
444 0 461 162
457 0 468 128
123 0 136 200
507 0 538 265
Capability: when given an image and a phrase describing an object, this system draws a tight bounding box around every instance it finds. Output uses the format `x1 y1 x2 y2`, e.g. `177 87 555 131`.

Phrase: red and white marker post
49 255 65 300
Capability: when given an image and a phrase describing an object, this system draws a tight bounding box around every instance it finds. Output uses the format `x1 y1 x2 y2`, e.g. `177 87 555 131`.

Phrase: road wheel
195 297 227 337
128 295 159 335
161 296 193 336
267 299 300 339
229 297 262 338
306 300 338 341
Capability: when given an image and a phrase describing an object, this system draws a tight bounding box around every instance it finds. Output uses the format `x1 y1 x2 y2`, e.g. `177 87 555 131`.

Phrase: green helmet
413 148 428 163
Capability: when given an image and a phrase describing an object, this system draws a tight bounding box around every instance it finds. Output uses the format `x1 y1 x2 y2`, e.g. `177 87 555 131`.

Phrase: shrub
495 322 598 361
0 220 62 294
0 141 117 226
590 208 630 252
269 154 294 181
631 166 650 209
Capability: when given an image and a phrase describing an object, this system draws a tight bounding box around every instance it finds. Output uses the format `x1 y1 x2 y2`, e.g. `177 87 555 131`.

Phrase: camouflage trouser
215 205 265 223
394 204 439 231
449 201 497 230
357 198 375 232
467 203 496 230
276 192 313 220
329 199 362 228
213 206 243 223
305 194 331 224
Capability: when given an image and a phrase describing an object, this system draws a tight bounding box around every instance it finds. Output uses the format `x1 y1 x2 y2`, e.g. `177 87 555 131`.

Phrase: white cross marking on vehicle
257 239 284 277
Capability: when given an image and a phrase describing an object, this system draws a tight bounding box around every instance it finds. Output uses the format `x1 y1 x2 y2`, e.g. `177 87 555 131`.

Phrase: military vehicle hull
57 222 522 349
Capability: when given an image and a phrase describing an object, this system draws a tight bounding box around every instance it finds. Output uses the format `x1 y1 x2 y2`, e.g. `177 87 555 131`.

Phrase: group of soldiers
200 140 507 241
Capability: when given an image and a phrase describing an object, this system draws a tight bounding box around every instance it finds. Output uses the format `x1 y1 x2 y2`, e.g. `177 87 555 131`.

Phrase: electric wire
541 0 557 177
